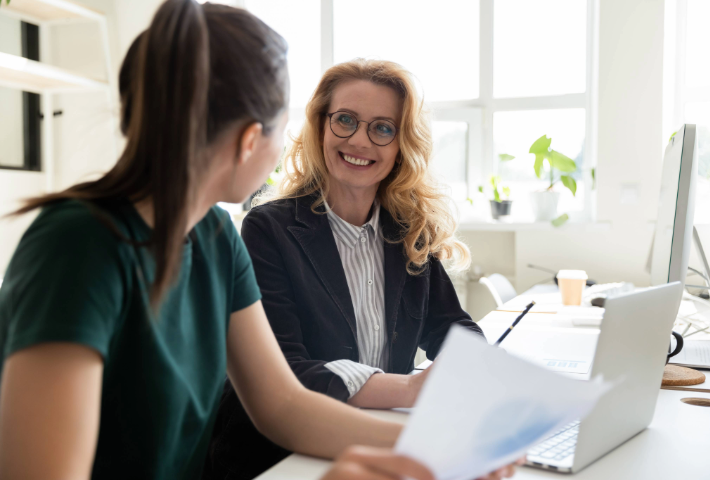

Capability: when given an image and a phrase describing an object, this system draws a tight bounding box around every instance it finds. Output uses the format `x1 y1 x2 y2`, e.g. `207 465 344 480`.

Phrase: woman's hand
475 458 526 480
322 446 434 480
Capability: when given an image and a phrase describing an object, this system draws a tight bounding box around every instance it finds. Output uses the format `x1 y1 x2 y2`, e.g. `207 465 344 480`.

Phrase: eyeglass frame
324 111 399 147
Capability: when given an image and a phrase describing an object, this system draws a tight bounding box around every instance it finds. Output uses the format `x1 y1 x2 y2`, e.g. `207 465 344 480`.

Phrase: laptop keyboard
527 420 580 461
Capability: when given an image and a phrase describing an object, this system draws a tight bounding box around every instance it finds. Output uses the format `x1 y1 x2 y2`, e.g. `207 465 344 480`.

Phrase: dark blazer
203 195 484 480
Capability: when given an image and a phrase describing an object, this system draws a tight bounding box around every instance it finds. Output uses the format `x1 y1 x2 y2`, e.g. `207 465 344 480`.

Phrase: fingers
337 446 435 480
323 460 400 480
475 462 519 480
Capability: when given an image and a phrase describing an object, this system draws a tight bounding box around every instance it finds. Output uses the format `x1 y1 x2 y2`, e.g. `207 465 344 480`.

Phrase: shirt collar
326 199 380 248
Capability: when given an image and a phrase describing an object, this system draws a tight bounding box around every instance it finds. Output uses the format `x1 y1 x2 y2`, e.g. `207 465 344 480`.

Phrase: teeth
342 153 372 166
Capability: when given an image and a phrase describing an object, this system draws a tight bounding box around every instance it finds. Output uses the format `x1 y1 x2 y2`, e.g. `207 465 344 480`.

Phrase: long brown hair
260 59 470 274
13 0 288 306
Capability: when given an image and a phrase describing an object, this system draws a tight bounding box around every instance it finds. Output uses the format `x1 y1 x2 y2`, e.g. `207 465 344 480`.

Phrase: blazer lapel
381 209 408 346
287 196 358 343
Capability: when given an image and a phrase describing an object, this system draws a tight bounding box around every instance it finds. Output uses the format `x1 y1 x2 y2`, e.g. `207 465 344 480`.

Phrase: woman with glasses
207 59 518 480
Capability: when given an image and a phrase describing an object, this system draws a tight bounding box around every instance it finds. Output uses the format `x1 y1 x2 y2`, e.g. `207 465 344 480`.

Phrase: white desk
257 289 710 480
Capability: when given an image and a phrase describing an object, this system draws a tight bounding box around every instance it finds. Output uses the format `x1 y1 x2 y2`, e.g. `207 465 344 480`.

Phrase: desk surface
257 289 710 480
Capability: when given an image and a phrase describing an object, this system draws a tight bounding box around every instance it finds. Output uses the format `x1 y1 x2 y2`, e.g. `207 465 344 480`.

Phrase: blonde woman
206 59 518 480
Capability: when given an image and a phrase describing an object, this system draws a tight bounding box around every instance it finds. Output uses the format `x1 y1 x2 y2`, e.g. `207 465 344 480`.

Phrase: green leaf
548 150 576 172
466 197 473 205
560 175 577 196
478 185 483 194
529 135 552 155
502 186 511 198
266 176 275 186
591 167 596 190
669 131 677 143
533 154 545 178
498 153 515 162
493 188 501 203
551 213 569 227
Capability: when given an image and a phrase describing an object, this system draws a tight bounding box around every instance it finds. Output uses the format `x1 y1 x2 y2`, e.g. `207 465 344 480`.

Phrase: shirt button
347 381 354 388
360 236 366 243
374 324 380 331
368 279 373 285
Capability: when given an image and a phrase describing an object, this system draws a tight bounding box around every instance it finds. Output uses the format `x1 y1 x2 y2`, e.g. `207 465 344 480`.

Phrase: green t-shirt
0 199 261 480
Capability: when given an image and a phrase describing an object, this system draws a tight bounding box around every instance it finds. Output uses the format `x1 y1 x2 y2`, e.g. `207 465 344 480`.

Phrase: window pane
333 0 479 102
494 0 586 98
694 125 710 224
494 109 586 220
245 0 321 108
685 0 710 88
431 121 468 201
0 17 24 168
0 87 24 168
685 101 710 127
683 104 710 224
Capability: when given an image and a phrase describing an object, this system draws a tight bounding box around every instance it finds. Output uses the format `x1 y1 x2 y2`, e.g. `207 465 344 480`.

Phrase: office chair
479 273 517 308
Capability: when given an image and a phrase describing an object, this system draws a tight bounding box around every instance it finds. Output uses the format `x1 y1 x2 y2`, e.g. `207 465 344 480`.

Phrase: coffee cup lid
557 269 588 280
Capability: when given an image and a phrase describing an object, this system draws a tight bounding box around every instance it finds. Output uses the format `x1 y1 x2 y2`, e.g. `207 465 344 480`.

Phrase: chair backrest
479 273 517 307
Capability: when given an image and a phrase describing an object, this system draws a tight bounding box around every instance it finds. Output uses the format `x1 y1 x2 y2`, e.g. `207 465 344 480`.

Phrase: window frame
0 21 41 172
241 0 598 221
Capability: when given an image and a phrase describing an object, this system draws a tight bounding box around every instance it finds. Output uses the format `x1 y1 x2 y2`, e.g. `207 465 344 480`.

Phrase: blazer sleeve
418 258 486 360
240 211 351 402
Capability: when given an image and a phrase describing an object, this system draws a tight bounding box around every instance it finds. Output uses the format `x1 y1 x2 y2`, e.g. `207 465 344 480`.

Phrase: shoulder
246 198 296 223
24 200 126 256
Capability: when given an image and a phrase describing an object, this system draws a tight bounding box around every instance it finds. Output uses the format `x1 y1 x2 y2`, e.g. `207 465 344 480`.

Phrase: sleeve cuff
324 360 383 398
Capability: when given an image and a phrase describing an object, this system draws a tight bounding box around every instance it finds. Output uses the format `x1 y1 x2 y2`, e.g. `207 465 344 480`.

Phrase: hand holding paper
395 326 610 480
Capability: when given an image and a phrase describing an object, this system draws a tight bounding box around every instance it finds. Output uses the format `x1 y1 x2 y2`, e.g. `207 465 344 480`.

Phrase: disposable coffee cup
557 270 588 306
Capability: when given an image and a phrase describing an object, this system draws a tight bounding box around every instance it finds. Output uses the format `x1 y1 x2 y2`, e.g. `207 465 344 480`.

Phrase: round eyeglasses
325 111 399 147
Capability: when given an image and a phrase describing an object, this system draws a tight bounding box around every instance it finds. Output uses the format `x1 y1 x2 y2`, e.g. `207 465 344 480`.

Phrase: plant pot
529 191 560 222
490 200 512 220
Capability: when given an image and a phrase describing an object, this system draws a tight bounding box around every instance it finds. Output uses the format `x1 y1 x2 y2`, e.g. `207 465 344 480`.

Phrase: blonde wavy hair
258 58 470 274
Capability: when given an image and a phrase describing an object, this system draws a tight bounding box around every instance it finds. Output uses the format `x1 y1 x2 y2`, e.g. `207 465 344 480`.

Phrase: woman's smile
339 151 376 168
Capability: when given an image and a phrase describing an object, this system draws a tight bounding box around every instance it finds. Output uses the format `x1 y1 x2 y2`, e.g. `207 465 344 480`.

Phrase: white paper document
395 326 610 480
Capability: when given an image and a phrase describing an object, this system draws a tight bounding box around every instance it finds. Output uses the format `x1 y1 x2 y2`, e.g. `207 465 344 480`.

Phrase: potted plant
528 135 577 223
487 174 512 220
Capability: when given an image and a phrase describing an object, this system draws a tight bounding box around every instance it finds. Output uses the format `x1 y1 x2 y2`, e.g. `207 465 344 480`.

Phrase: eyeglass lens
329 111 397 146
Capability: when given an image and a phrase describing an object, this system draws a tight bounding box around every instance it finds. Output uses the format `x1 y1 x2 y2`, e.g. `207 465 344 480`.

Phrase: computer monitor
650 124 698 286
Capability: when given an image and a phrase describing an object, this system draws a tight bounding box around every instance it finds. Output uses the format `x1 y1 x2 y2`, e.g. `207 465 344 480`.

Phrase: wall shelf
0 0 115 194
0 51 108 93
0 0 103 24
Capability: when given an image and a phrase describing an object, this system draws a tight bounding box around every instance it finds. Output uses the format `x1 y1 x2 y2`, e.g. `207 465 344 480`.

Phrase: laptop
525 281 683 473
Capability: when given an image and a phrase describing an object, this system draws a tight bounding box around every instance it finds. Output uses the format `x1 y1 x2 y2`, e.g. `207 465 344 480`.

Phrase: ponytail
13 0 289 308
129 0 209 306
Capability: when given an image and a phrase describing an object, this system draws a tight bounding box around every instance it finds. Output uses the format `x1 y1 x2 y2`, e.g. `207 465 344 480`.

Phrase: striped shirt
324 201 387 397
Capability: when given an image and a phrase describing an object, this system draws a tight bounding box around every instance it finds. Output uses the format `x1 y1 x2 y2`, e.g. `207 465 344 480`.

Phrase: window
669 0 710 225
0 18 41 171
244 0 596 222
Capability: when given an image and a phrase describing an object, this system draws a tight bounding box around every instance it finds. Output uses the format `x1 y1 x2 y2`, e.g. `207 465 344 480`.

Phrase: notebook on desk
670 340 710 369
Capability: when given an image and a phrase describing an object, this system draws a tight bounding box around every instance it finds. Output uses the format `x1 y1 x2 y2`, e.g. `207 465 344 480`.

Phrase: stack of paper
395 326 610 480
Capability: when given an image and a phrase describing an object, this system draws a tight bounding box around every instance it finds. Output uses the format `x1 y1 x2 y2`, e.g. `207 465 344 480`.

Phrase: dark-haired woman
0 2 434 480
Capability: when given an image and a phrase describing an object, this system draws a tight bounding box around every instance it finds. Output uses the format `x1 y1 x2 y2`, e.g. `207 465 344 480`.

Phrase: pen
494 301 536 347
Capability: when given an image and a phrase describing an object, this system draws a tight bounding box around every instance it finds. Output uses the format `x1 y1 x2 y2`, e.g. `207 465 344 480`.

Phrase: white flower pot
529 191 560 222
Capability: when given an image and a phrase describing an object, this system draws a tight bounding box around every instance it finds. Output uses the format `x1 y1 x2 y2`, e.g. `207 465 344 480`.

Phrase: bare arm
0 343 103 480
347 367 431 409
226 300 402 458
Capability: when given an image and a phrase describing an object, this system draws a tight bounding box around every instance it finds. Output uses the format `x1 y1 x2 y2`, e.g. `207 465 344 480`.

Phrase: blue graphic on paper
474 399 560 459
